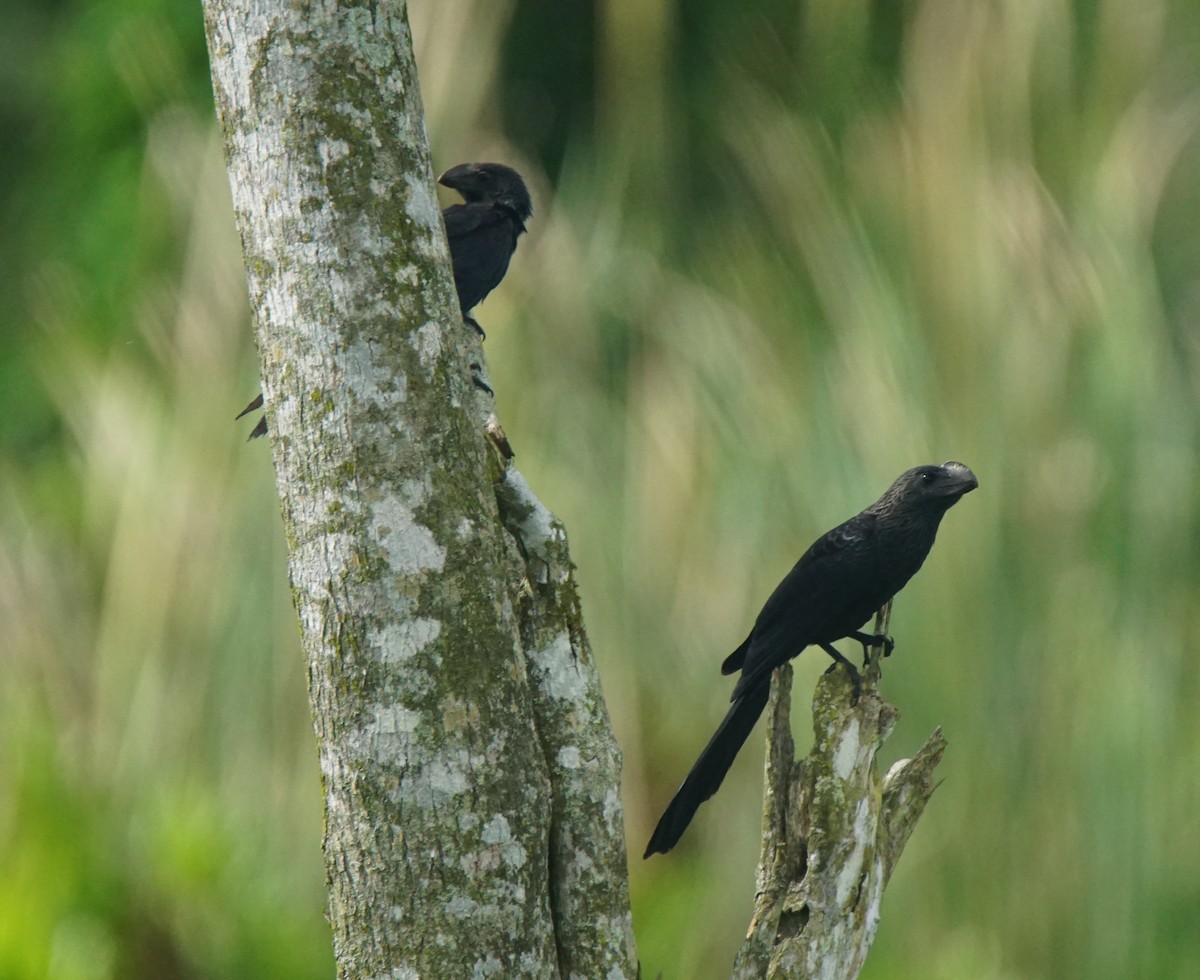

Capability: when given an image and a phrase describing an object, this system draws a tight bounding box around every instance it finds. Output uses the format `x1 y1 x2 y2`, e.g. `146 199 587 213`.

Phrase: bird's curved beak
941 461 979 496
438 163 476 189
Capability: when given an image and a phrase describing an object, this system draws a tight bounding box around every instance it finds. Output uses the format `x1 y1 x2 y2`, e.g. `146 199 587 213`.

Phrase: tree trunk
733 606 947 978
201 1 636 976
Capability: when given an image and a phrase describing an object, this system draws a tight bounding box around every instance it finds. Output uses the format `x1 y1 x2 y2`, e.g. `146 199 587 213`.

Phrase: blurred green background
3 0 1200 976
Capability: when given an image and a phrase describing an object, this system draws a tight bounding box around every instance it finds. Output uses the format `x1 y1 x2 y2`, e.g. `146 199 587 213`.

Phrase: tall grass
2 0 1199 977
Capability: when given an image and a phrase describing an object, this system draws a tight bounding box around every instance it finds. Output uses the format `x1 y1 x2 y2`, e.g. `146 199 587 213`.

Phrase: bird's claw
470 362 494 396
852 630 895 665
464 315 486 339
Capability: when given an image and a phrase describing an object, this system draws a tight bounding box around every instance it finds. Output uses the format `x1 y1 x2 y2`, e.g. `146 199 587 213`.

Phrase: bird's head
438 162 533 222
883 460 979 514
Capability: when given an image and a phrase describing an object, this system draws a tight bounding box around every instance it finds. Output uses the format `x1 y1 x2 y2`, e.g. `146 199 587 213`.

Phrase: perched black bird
438 161 532 337
238 162 532 438
643 461 978 858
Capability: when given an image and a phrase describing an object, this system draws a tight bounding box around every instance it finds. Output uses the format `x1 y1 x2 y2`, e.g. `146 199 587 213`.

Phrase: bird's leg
818 643 862 704
848 630 894 663
464 315 486 339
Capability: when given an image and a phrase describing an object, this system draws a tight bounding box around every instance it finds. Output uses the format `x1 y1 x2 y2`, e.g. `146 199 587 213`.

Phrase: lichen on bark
733 607 947 979
494 469 638 979
202 0 636 976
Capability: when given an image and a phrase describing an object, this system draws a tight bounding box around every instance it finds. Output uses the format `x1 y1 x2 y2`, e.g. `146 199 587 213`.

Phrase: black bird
643 461 978 858
438 161 532 337
238 162 531 438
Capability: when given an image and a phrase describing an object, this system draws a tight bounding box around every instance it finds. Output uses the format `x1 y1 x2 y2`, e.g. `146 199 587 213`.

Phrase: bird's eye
921 471 936 484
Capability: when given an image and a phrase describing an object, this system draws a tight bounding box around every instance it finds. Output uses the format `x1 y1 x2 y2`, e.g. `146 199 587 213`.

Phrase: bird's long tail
643 678 771 857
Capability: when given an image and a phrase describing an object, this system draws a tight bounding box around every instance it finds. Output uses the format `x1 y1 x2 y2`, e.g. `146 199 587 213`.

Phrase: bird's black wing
727 511 883 700
442 201 505 239
721 514 875 675
442 203 521 313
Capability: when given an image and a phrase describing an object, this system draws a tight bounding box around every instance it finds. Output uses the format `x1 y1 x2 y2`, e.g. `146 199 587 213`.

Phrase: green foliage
3 0 1200 977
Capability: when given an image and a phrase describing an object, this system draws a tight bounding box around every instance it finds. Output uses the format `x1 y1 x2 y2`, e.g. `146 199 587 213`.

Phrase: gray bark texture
201 1 637 976
733 606 947 979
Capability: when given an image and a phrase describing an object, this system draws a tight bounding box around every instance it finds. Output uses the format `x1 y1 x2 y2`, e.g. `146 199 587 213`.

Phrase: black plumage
238 162 532 439
235 393 267 440
644 461 978 858
438 161 532 335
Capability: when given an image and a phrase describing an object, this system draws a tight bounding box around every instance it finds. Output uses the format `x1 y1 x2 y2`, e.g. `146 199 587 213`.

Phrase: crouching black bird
438 161 532 338
237 162 532 438
643 461 978 858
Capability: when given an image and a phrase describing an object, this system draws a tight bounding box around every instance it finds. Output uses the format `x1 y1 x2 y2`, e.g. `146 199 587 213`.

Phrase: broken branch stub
733 606 947 978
